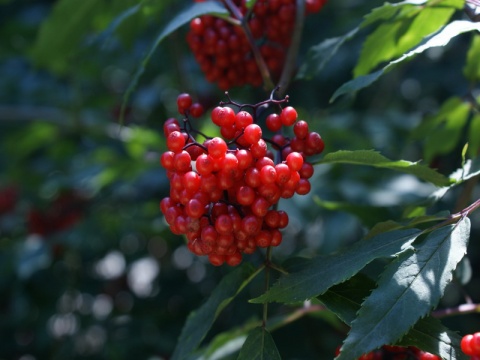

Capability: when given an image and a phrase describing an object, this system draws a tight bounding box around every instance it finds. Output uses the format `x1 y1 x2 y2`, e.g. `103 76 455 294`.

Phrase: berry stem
222 0 275 91
277 0 306 96
262 246 273 328
432 302 480 318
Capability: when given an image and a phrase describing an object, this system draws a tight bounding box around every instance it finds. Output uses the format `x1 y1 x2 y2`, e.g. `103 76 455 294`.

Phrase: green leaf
464 35 480 81
360 1 426 29
468 114 480 158
318 274 375 325
318 275 468 360
250 228 421 304
315 150 452 186
296 27 359 80
121 1 229 124
237 327 281 360
31 0 104 73
313 196 397 228
337 218 470 360
355 2 456 77
415 97 471 163
331 20 480 102
171 263 258 360
396 316 468 360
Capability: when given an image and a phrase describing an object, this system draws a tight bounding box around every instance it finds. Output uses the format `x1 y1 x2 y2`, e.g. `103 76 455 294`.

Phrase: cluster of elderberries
461 332 480 359
159 92 324 266
336 345 442 360
187 0 328 90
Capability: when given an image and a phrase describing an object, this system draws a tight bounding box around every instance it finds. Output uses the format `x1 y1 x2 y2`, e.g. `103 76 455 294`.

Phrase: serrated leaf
355 3 456 76
464 34 480 81
237 327 280 360
250 228 421 304
361 1 426 29
396 317 468 360
337 218 470 360
318 276 467 360
468 114 480 158
332 20 480 102
421 99 471 163
296 27 358 80
315 150 452 186
313 196 397 228
171 263 258 360
317 274 376 325
121 1 229 124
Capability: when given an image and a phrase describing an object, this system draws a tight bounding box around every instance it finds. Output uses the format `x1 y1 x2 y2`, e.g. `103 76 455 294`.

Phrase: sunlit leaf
331 20 480 102
315 150 452 186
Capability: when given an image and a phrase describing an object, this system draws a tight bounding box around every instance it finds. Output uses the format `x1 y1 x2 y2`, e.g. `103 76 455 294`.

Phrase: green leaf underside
354 5 456 77
250 228 421 304
296 27 359 80
31 0 107 73
171 263 257 360
337 218 470 360
315 150 451 187
413 97 471 163
121 1 229 124
468 114 480 159
314 197 398 228
318 275 468 360
464 34 480 82
332 20 480 102
237 327 281 360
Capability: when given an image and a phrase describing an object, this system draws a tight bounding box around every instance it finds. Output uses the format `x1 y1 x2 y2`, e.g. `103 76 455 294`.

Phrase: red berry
208 137 228 158
189 103 204 117
280 106 297 126
286 152 304 171
177 93 192 114
208 253 225 266
235 111 254 129
293 120 309 139
212 106 235 127
266 113 282 132
167 131 186 153
461 334 476 356
243 124 263 145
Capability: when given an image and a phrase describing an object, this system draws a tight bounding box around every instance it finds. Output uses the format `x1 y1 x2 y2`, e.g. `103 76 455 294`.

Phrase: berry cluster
336 345 441 360
160 92 324 266
187 0 328 90
461 332 480 359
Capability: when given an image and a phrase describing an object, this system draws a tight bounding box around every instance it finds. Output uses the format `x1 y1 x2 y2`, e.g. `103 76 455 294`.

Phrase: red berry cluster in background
187 0 328 90
461 332 480 359
336 345 441 360
159 92 324 266
28 191 87 237
0 186 17 216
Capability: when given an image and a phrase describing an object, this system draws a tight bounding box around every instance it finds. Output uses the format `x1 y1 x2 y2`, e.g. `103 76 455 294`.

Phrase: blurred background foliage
0 0 479 359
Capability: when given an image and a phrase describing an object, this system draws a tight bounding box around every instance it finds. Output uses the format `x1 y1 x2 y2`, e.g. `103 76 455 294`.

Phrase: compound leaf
318 275 467 360
171 263 257 360
337 217 470 359
237 327 281 360
250 228 421 304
